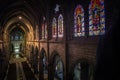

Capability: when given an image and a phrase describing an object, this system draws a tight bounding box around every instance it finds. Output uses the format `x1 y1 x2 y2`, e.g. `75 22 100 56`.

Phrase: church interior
0 0 119 80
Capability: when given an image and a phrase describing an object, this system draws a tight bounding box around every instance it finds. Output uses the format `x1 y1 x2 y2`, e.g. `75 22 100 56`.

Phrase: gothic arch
33 46 39 74
71 59 89 80
49 51 64 80
39 48 48 80
40 48 47 59
29 45 34 67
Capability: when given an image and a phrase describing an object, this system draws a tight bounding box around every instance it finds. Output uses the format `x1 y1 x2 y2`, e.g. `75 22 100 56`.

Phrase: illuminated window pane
42 16 47 39
42 24 45 39
58 14 63 38
52 17 57 38
74 5 85 37
15 35 19 40
45 23 47 39
89 0 105 36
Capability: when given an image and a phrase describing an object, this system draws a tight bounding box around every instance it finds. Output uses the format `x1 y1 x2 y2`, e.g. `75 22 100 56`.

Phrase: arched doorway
33 46 39 74
20 43 23 52
73 63 81 80
73 60 89 80
54 55 64 80
40 48 48 80
10 43 14 53
30 45 34 67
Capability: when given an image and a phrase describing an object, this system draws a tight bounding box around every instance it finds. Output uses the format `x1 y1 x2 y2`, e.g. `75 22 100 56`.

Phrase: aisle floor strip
16 62 26 80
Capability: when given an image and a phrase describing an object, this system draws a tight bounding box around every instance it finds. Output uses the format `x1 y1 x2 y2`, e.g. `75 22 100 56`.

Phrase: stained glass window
89 0 105 36
15 34 19 40
42 23 45 39
74 5 85 37
41 16 47 39
52 17 57 38
58 14 63 38
42 22 47 39
36 25 39 40
45 23 47 39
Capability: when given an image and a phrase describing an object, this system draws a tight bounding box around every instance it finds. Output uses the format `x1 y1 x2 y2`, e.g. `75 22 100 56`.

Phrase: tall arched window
42 17 47 39
74 5 85 37
42 23 45 39
45 23 47 39
52 17 57 38
58 14 64 38
89 0 105 36
42 50 48 79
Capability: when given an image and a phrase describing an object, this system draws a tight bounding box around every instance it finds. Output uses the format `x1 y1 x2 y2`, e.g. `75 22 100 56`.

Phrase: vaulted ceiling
0 0 65 43
0 0 47 29
0 0 64 40
0 0 50 40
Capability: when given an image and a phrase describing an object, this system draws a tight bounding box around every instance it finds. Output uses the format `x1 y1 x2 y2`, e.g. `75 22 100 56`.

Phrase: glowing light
16 54 19 58
18 16 22 20
15 48 19 53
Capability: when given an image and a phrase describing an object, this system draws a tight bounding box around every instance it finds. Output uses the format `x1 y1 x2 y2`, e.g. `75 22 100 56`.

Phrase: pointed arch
29 45 34 66
54 55 64 80
74 5 85 37
34 46 39 74
49 51 64 80
42 23 45 39
89 0 105 36
72 59 89 80
58 14 64 38
45 23 47 39
35 46 39 55
40 48 48 80
42 17 47 39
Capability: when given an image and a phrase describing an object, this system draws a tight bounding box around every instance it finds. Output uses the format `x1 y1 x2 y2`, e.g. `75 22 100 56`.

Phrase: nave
5 53 37 80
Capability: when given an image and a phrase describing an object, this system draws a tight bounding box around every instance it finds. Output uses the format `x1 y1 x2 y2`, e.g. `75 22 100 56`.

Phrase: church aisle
16 62 26 80
21 62 37 80
6 63 17 80
5 53 36 80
